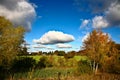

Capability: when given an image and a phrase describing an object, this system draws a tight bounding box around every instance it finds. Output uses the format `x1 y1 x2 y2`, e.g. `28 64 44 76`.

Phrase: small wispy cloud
56 43 72 48
80 19 90 29
32 44 46 49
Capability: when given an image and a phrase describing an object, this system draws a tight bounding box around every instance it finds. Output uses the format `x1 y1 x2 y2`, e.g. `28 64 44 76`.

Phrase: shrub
105 62 120 74
64 51 75 59
36 56 53 69
11 57 36 73
0 65 10 80
101 56 120 74
65 59 77 67
57 57 65 67
76 60 92 75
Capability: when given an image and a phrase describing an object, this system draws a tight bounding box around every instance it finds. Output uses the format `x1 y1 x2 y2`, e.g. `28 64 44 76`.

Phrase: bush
65 59 77 67
57 57 65 67
0 65 10 80
101 56 120 74
76 60 92 75
64 51 75 59
36 56 53 69
11 57 36 73
105 62 120 74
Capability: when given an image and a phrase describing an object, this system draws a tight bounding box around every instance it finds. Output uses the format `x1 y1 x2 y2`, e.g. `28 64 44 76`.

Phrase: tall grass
11 70 120 80
12 68 75 80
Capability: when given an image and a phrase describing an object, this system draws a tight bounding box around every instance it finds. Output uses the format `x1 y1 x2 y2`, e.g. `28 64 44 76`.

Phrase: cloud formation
82 33 90 42
106 2 120 27
76 0 120 28
80 19 90 28
56 43 72 48
92 16 109 28
0 0 36 31
32 44 46 48
33 31 75 45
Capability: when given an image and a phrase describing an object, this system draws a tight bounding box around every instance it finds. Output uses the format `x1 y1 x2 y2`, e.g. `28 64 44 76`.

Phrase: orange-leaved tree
82 30 115 74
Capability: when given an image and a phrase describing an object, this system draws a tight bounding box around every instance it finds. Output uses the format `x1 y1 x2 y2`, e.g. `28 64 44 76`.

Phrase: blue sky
0 0 120 52
25 0 92 52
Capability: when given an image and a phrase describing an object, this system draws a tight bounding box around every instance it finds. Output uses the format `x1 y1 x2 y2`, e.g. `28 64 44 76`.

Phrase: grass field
28 55 88 62
11 55 120 80
12 55 88 79
12 68 120 80
13 67 75 79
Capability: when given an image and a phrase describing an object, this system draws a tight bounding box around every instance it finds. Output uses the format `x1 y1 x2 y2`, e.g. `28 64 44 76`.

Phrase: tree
64 51 76 59
18 40 29 56
0 16 25 68
104 42 120 73
82 30 112 74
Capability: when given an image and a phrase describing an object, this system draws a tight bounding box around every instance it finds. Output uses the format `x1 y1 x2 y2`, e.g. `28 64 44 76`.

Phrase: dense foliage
82 30 120 74
11 57 36 73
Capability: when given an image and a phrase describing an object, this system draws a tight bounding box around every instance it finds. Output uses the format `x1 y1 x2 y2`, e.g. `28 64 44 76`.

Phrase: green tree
82 30 112 74
0 16 25 68
18 40 29 56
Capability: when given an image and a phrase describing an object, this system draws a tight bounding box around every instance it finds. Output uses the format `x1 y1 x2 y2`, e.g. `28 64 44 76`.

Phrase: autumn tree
104 42 120 73
0 16 25 68
82 30 113 74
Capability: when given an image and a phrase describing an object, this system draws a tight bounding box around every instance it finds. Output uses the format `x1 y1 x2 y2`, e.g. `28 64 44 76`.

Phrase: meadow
28 55 88 62
10 55 120 80
11 55 88 79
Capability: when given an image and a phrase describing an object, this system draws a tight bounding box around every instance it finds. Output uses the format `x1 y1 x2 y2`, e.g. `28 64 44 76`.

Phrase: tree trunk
95 63 98 74
90 61 92 71
93 60 96 73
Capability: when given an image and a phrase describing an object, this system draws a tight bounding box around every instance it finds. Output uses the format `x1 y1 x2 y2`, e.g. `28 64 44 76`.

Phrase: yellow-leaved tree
0 16 25 68
82 30 118 74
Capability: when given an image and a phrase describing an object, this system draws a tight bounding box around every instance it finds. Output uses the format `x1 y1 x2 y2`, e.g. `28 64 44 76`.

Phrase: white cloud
56 43 72 48
46 46 54 50
80 19 90 28
82 33 90 42
92 16 109 28
0 0 36 31
33 31 75 45
32 44 46 48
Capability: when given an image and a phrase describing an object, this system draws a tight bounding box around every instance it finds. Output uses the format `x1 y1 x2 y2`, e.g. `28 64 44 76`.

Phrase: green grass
11 55 120 80
74 56 88 61
29 55 42 62
26 55 88 62
13 68 75 79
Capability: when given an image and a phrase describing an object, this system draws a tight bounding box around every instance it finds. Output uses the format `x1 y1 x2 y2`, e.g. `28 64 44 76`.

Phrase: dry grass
9 73 120 80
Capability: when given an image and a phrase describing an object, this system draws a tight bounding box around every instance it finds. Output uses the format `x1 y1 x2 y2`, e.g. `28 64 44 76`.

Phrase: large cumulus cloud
33 31 75 45
0 0 36 31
